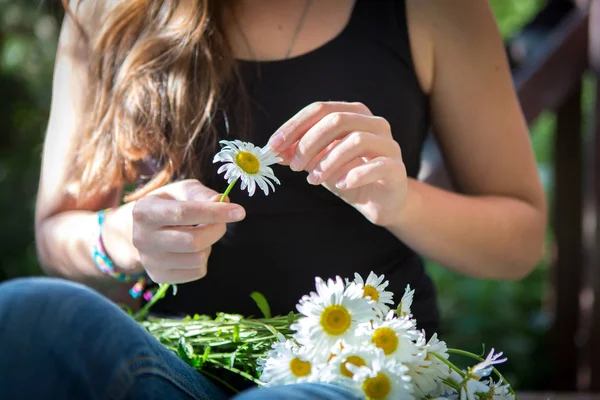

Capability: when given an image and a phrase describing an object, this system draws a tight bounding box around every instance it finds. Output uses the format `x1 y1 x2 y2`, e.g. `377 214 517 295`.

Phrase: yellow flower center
340 355 367 378
372 327 398 355
363 285 379 301
235 151 260 174
289 357 311 378
320 305 352 336
362 372 392 399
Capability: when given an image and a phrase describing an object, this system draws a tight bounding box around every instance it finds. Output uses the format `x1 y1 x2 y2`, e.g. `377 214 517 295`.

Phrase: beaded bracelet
92 208 156 300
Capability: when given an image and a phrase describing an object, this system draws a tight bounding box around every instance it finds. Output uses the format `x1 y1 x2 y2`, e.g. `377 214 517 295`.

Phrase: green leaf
286 311 298 325
202 346 211 363
230 349 238 368
177 337 198 367
250 291 272 319
233 324 240 342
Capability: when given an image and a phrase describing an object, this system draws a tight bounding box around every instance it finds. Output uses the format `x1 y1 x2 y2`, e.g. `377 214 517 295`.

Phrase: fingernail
307 171 320 185
230 208 245 221
290 156 302 171
268 133 285 151
336 179 347 189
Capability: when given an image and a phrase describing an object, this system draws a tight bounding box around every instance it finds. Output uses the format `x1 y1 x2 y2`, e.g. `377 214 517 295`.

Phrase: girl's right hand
105 179 246 284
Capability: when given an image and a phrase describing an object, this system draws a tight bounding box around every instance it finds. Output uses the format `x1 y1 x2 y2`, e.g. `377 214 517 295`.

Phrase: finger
133 224 226 254
267 101 372 152
145 265 208 284
306 132 400 185
335 157 404 190
152 179 220 202
290 113 391 172
275 142 298 166
133 197 245 227
302 141 339 172
141 248 211 271
322 157 365 191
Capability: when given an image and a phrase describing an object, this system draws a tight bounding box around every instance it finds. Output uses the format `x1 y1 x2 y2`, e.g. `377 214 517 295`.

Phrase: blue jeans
0 277 361 400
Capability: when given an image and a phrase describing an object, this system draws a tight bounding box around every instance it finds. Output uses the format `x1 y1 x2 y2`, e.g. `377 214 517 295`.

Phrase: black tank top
152 0 440 334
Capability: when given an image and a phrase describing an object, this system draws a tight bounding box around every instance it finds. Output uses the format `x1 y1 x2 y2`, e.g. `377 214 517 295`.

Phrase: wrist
101 203 145 275
386 178 419 231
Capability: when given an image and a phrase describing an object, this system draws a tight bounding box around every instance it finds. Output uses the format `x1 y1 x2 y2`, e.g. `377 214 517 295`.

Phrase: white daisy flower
322 344 385 383
213 140 282 196
292 276 377 354
470 349 507 379
455 349 507 400
459 376 490 400
407 332 451 397
349 272 394 317
357 311 421 363
397 284 415 319
351 352 413 400
482 378 515 400
259 336 321 386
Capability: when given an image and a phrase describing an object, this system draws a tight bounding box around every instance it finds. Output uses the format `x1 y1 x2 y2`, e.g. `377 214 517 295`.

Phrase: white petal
247 178 256 196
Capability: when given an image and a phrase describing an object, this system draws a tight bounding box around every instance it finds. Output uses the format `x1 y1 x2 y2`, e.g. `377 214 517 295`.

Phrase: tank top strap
350 0 420 93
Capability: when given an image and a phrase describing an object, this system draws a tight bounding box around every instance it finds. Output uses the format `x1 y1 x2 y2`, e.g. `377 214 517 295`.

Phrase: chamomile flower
454 349 507 400
407 332 451 397
322 344 385 383
357 312 421 363
349 272 394 317
292 276 377 354
459 376 490 400
397 284 415 319
471 349 507 379
351 352 413 400
213 140 282 196
481 378 514 400
259 336 321 385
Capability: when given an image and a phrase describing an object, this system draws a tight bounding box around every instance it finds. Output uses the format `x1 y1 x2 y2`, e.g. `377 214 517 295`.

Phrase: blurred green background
0 0 591 391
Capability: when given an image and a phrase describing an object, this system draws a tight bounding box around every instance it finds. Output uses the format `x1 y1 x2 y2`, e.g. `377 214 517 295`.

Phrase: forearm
387 178 546 279
35 206 141 307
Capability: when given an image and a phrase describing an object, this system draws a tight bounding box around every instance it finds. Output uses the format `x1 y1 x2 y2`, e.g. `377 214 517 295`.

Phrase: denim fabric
0 278 361 400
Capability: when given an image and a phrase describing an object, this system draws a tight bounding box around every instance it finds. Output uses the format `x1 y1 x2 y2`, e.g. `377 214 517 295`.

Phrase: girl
0 0 546 398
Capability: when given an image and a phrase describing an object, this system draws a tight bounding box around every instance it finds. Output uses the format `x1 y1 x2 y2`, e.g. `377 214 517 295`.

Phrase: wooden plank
515 8 589 123
551 81 584 391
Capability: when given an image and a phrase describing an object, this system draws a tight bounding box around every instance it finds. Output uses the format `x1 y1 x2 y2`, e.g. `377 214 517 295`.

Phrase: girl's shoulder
405 0 505 96
64 0 114 38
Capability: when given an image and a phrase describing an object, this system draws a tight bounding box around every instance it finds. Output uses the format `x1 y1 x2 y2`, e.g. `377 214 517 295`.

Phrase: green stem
441 376 461 392
208 359 263 386
200 369 240 394
446 348 517 399
430 351 466 379
134 283 171 321
220 179 239 203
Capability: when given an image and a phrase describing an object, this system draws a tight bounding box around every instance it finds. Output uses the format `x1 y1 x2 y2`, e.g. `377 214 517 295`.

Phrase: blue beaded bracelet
92 209 154 299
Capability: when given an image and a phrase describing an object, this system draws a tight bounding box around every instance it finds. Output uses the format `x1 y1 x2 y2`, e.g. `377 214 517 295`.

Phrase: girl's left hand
268 101 408 227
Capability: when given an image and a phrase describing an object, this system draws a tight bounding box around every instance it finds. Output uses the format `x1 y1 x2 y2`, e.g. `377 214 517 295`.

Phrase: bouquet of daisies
258 273 514 400
137 140 517 400
140 273 515 400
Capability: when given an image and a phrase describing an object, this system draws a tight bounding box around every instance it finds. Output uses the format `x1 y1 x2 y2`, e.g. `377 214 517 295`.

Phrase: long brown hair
63 0 237 204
